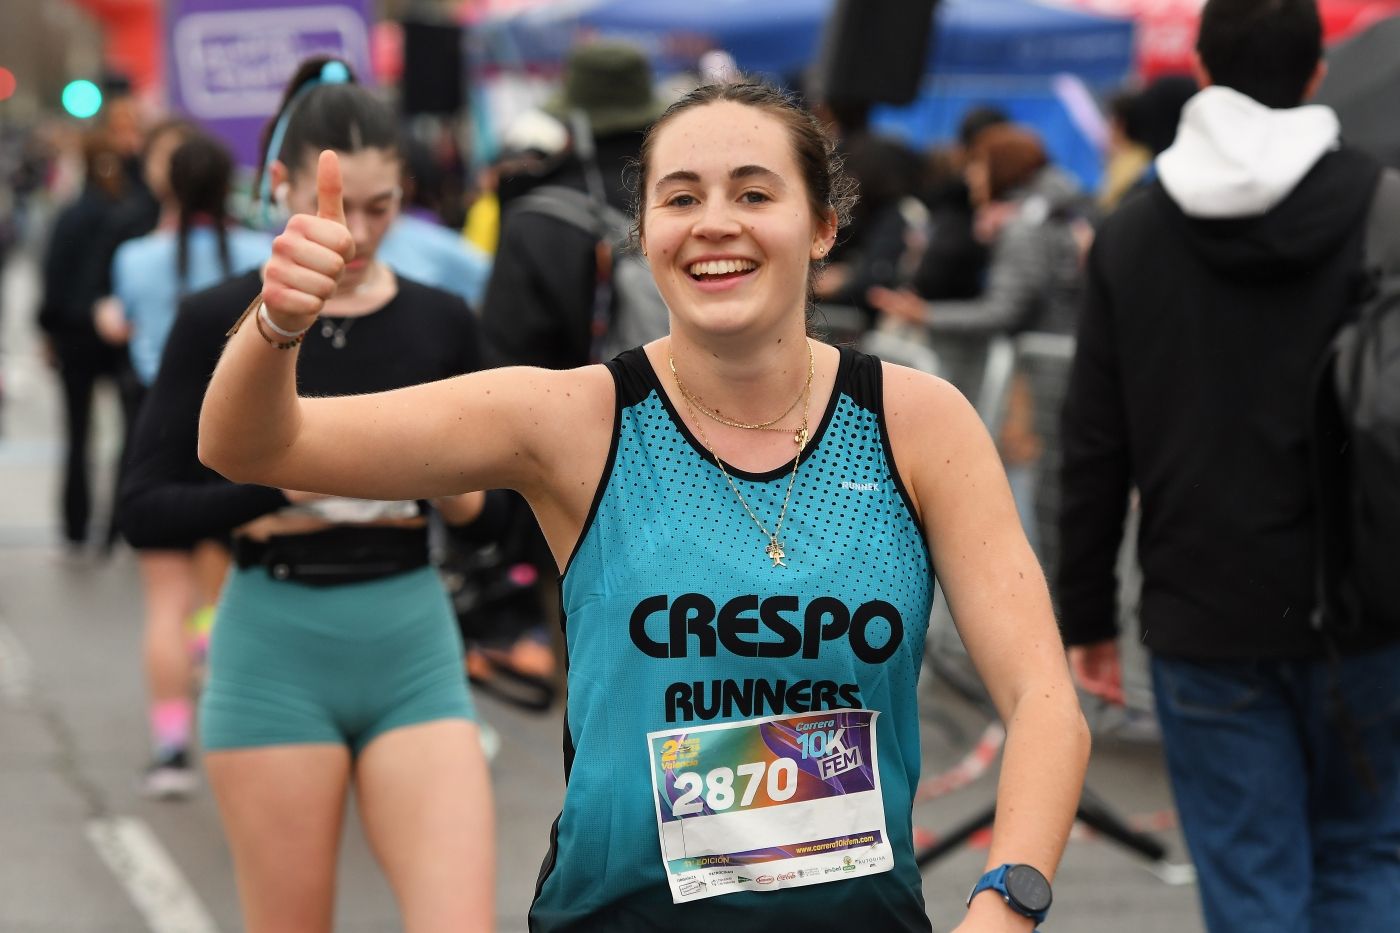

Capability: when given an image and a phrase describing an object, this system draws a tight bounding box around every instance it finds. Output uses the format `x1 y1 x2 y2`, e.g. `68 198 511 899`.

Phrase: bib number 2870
670 758 798 816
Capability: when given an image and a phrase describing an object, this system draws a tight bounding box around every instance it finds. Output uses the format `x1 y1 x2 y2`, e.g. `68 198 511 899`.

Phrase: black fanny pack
232 526 430 587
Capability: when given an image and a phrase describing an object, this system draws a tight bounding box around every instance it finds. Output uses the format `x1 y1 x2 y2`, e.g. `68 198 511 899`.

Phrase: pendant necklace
320 317 356 349
671 340 814 567
669 340 813 448
322 262 383 349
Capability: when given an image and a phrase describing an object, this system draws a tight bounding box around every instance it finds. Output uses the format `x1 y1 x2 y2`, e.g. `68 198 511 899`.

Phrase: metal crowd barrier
814 307 1173 873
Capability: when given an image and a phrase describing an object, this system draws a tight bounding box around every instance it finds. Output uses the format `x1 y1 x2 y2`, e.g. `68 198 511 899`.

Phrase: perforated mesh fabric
531 346 935 932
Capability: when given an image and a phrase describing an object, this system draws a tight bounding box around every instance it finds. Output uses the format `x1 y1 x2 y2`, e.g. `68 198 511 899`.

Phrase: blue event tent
474 0 1136 186
479 0 1135 86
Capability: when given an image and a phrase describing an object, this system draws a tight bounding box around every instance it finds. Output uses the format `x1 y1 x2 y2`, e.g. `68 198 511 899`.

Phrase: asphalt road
0 246 1205 932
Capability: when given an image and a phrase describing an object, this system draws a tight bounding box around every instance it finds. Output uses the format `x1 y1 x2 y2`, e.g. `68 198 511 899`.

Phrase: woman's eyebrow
654 170 700 193
654 166 784 194
731 164 782 185
344 188 400 209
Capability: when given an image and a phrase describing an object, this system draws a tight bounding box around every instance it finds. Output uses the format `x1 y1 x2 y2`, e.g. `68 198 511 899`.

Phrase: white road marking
0 620 33 702
86 817 223 933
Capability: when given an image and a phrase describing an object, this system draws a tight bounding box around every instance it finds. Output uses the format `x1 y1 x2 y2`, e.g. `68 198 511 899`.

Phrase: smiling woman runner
200 81 1089 933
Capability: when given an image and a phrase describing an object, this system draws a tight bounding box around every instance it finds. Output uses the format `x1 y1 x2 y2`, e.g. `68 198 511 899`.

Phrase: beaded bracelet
259 302 311 339
253 302 307 350
225 294 313 350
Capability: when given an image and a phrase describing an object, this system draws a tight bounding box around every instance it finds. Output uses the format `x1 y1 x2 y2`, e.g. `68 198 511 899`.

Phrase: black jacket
480 132 642 370
118 271 485 549
1057 147 1382 659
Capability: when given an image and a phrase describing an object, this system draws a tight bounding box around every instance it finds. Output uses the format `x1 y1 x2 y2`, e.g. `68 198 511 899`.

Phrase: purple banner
166 0 374 167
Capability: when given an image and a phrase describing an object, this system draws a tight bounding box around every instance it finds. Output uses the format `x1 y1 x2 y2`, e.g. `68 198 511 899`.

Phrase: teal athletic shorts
200 566 475 755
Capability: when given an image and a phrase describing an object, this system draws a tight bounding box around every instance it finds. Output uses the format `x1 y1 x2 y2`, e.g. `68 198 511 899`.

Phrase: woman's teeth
688 259 757 278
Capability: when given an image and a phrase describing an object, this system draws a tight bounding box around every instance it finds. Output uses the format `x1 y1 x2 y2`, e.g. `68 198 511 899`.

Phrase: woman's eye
741 191 770 204
666 194 697 208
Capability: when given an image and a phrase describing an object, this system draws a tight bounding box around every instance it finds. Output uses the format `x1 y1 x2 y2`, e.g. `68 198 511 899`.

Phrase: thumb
316 149 347 227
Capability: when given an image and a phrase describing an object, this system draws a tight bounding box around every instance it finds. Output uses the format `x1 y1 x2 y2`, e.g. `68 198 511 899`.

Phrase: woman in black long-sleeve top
118 57 496 931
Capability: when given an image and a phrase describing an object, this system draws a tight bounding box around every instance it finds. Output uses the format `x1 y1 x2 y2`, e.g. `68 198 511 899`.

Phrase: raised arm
198 151 606 514
885 364 1089 931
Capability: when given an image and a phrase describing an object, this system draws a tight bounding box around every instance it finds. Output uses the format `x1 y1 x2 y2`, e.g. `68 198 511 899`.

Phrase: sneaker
141 749 199 800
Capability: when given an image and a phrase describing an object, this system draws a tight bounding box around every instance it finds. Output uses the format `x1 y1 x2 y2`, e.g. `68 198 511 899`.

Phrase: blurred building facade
0 0 103 121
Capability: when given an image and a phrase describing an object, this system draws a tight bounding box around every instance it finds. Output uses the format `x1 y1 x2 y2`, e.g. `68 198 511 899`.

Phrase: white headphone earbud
274 182 291 212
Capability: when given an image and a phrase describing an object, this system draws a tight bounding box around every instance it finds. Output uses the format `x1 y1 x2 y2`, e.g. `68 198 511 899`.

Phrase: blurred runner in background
119 57 495 932
101 130 270 797
1060 2 1400 931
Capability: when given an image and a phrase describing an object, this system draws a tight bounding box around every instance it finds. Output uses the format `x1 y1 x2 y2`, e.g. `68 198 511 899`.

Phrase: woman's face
284 147 401 285
641 101 834 339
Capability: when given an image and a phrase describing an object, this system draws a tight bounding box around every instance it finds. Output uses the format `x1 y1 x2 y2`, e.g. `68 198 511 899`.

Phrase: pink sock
150 699 193 755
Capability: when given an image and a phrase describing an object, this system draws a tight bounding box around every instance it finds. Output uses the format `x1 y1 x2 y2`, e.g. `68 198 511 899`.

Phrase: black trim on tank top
559 361 624 579
861 353 935 574
633 344 853 483
558 582 575 780
531 586 574 919
532 810 563 913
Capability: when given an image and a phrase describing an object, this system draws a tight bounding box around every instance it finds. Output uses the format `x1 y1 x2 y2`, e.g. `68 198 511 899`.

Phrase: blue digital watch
967 863 1052 924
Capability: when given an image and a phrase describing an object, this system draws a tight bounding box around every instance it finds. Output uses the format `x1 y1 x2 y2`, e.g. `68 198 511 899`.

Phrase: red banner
1052 0 1400 79
69 0 162 93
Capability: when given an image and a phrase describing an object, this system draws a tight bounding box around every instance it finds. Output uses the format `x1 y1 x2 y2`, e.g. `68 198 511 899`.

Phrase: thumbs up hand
261 150 357 330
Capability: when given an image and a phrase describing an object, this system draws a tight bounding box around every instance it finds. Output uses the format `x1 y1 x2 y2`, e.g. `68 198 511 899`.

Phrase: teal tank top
531 346 935 932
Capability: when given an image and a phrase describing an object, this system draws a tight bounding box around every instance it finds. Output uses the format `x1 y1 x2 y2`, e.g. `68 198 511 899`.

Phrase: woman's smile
683 254 762 292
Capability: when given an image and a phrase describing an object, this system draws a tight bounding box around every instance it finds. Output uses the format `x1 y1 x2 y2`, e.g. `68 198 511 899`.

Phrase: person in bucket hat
544 39 668 136
468 41 668 702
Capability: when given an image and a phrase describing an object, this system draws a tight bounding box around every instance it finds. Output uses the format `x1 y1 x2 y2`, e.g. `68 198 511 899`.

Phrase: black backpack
508 184 670 362
1313 167 1400 639
508 110 670 363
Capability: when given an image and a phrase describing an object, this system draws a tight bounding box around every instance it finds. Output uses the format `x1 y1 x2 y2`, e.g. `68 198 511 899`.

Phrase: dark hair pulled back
255 56 399 195
169 133 236 293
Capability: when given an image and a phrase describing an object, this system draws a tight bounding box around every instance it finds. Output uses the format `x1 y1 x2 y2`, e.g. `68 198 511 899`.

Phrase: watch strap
967 863 1050 924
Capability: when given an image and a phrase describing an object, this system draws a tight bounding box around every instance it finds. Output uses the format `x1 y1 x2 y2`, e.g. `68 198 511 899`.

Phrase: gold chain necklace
674 357 813 568
669 340 814 438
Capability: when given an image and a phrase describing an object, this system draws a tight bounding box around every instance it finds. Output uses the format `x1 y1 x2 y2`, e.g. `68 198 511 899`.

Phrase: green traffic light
62 80 103 118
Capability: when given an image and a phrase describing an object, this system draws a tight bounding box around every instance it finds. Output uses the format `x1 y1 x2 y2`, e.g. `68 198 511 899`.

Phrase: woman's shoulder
879 359 996 524
880 359 983 446
180 268 263 325
114 230 173 266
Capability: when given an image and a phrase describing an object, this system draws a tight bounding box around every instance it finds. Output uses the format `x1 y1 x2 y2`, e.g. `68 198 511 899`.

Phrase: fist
1067 641 1125 706
261 150 356 328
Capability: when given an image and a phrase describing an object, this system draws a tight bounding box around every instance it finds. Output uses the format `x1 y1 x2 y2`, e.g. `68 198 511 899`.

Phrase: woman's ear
812 208 838 259
269 160 290 210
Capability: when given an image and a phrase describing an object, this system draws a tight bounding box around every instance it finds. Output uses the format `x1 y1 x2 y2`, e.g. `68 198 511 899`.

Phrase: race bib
646 709 892 904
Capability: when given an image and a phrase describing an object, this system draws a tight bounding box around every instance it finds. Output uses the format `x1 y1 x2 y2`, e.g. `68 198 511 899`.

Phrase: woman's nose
346 212 372 246
692 198 741 239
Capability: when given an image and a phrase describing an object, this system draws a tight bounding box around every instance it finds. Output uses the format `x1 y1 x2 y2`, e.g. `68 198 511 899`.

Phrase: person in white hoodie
1058 2 1400 932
